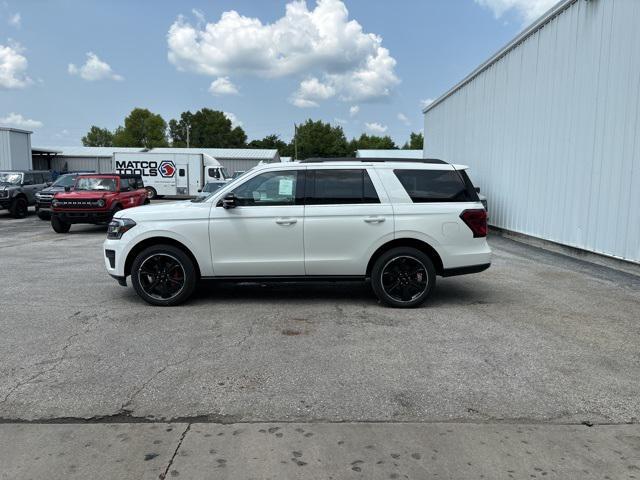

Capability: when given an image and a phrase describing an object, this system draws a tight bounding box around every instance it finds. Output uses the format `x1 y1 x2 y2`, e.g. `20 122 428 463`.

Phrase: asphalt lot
1 205 639 424
1 205 639 478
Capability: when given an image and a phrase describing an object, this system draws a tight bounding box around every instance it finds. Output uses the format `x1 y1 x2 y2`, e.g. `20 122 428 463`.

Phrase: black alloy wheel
131 245 197 306
371 247 436 308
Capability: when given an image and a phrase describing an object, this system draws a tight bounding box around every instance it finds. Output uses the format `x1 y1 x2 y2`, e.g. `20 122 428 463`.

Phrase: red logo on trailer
158 161 176 178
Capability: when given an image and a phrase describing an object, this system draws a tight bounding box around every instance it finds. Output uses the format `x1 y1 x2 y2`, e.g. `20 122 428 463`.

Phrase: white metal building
148 148 280 174
423 0 640 265
0 127 32 170
32 147 144 173
32 147 281 175
356 150 423 159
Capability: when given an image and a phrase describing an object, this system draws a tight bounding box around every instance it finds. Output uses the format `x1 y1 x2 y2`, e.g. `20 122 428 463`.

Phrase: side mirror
64 186 71 192
222 193 237 209
475 187 481 193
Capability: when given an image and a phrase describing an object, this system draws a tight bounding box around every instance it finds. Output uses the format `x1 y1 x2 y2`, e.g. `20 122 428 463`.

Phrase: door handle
276 217 297 225
364 216 386 224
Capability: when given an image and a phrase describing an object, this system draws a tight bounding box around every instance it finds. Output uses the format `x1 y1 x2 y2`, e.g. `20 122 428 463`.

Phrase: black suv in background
0 170 51 218
35 172 91 220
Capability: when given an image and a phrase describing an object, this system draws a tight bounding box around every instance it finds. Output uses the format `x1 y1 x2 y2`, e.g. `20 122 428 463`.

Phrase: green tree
168 108 247 148
248 134 294 156
402 132 424 150
81 126 114 147
112 108 168 148
294 120 349 160
348 133 397 155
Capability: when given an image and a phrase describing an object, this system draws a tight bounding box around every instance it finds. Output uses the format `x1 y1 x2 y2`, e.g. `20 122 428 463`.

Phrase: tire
131 244 197 306
143 198 150 205
9 197 28 218
145 187 157 200
370 247 436 308
51 215 71 233
37 211 51 221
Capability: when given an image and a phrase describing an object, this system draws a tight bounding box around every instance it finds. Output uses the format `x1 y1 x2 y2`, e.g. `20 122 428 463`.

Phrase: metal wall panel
424 0 640 264
0 130 31 170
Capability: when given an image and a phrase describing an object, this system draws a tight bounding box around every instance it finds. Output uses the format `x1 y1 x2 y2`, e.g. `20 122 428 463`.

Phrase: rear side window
307 169 380 205
394 169 478 203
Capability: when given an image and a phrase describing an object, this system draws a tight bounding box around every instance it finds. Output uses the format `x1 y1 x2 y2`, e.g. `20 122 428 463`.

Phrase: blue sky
0 0 556 146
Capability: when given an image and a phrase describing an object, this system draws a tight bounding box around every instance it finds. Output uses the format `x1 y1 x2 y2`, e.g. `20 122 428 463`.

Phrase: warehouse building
0 127 32 171
423 0 639 266
32 146 280 175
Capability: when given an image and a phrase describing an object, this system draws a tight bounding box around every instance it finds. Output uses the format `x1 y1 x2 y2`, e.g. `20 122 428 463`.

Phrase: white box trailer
113 152 228 199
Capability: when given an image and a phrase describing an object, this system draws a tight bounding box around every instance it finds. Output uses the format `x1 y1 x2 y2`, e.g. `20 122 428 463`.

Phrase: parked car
0 170 51 218
195 181 226 199
51 173 148 233
35 172 92 220
104 158 490 308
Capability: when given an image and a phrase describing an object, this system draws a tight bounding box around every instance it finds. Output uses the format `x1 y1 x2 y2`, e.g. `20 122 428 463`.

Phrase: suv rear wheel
371 247 436 308
51 215 71 233
9 197 28 218
131 245 197 306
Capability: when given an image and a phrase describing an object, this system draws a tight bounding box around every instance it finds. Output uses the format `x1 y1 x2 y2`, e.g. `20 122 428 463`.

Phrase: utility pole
294 123 298 160
185 124 191 148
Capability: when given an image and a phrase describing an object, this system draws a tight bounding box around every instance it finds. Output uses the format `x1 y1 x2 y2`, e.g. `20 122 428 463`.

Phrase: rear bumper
442 263 491 277
53 210 113 224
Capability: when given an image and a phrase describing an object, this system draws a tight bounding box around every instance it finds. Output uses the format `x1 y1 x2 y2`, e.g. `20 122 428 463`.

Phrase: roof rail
299 157 448 164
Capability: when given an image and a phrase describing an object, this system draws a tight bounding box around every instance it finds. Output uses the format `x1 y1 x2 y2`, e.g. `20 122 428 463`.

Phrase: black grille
57 199 101 208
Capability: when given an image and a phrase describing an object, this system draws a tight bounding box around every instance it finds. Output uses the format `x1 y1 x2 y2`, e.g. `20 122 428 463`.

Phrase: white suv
103 159 490 308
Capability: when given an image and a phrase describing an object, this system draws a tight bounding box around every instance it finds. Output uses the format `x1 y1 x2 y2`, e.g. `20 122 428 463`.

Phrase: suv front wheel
9 197 28 218
131 245 197 306
371 247 436 308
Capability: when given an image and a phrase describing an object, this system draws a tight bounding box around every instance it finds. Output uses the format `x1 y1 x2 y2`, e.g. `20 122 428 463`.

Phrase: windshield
0 172 22 185
53 175 77 188
75 177 116 192
203 183 224 193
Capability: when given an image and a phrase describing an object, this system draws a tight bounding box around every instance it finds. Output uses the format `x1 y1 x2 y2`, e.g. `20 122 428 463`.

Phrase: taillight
460 209 488 238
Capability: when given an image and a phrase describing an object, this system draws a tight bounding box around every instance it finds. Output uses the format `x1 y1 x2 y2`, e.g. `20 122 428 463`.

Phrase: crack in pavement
120 350 196 413
159 423 191 480
0 311 98 407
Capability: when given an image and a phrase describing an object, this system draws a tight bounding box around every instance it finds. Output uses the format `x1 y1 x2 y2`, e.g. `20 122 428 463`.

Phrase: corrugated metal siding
47 156 113 173
424 0 640 264
218 158 268 174
0 130 31 170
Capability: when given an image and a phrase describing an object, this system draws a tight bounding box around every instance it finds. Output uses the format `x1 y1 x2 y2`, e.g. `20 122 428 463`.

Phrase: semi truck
113 152 229 199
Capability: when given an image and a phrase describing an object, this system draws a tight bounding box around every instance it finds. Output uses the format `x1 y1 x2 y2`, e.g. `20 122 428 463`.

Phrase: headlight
107 218 136 240
0 191 7 198
35 192 42 199
97 199 105 207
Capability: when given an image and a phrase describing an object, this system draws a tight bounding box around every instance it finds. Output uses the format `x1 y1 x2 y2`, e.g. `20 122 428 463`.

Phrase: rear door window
394 169 477 203
306 169 380 205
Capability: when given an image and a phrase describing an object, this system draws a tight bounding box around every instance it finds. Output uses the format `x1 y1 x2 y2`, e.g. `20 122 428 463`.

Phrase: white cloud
420 98 434 109
290 77 335 108
0 41 32 89
397 113 410 126
365 122 387 134
191 8 206 25
474 0 557 23
8 12 20 28
68 52 123 81
0 112 42 129
209 76 239 95
167 0 399 105
349 105 359 116
334 117 347 125
223 111 243 128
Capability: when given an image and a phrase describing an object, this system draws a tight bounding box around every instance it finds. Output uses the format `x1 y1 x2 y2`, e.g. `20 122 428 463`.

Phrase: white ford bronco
104 158 490 308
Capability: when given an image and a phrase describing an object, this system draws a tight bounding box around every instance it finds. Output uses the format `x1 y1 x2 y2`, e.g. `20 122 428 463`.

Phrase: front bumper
0 199 11 209
103 237 130 279
53 210 114 224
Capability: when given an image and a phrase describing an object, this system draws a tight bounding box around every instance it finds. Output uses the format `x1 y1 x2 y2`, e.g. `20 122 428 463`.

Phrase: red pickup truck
51 174 148 233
